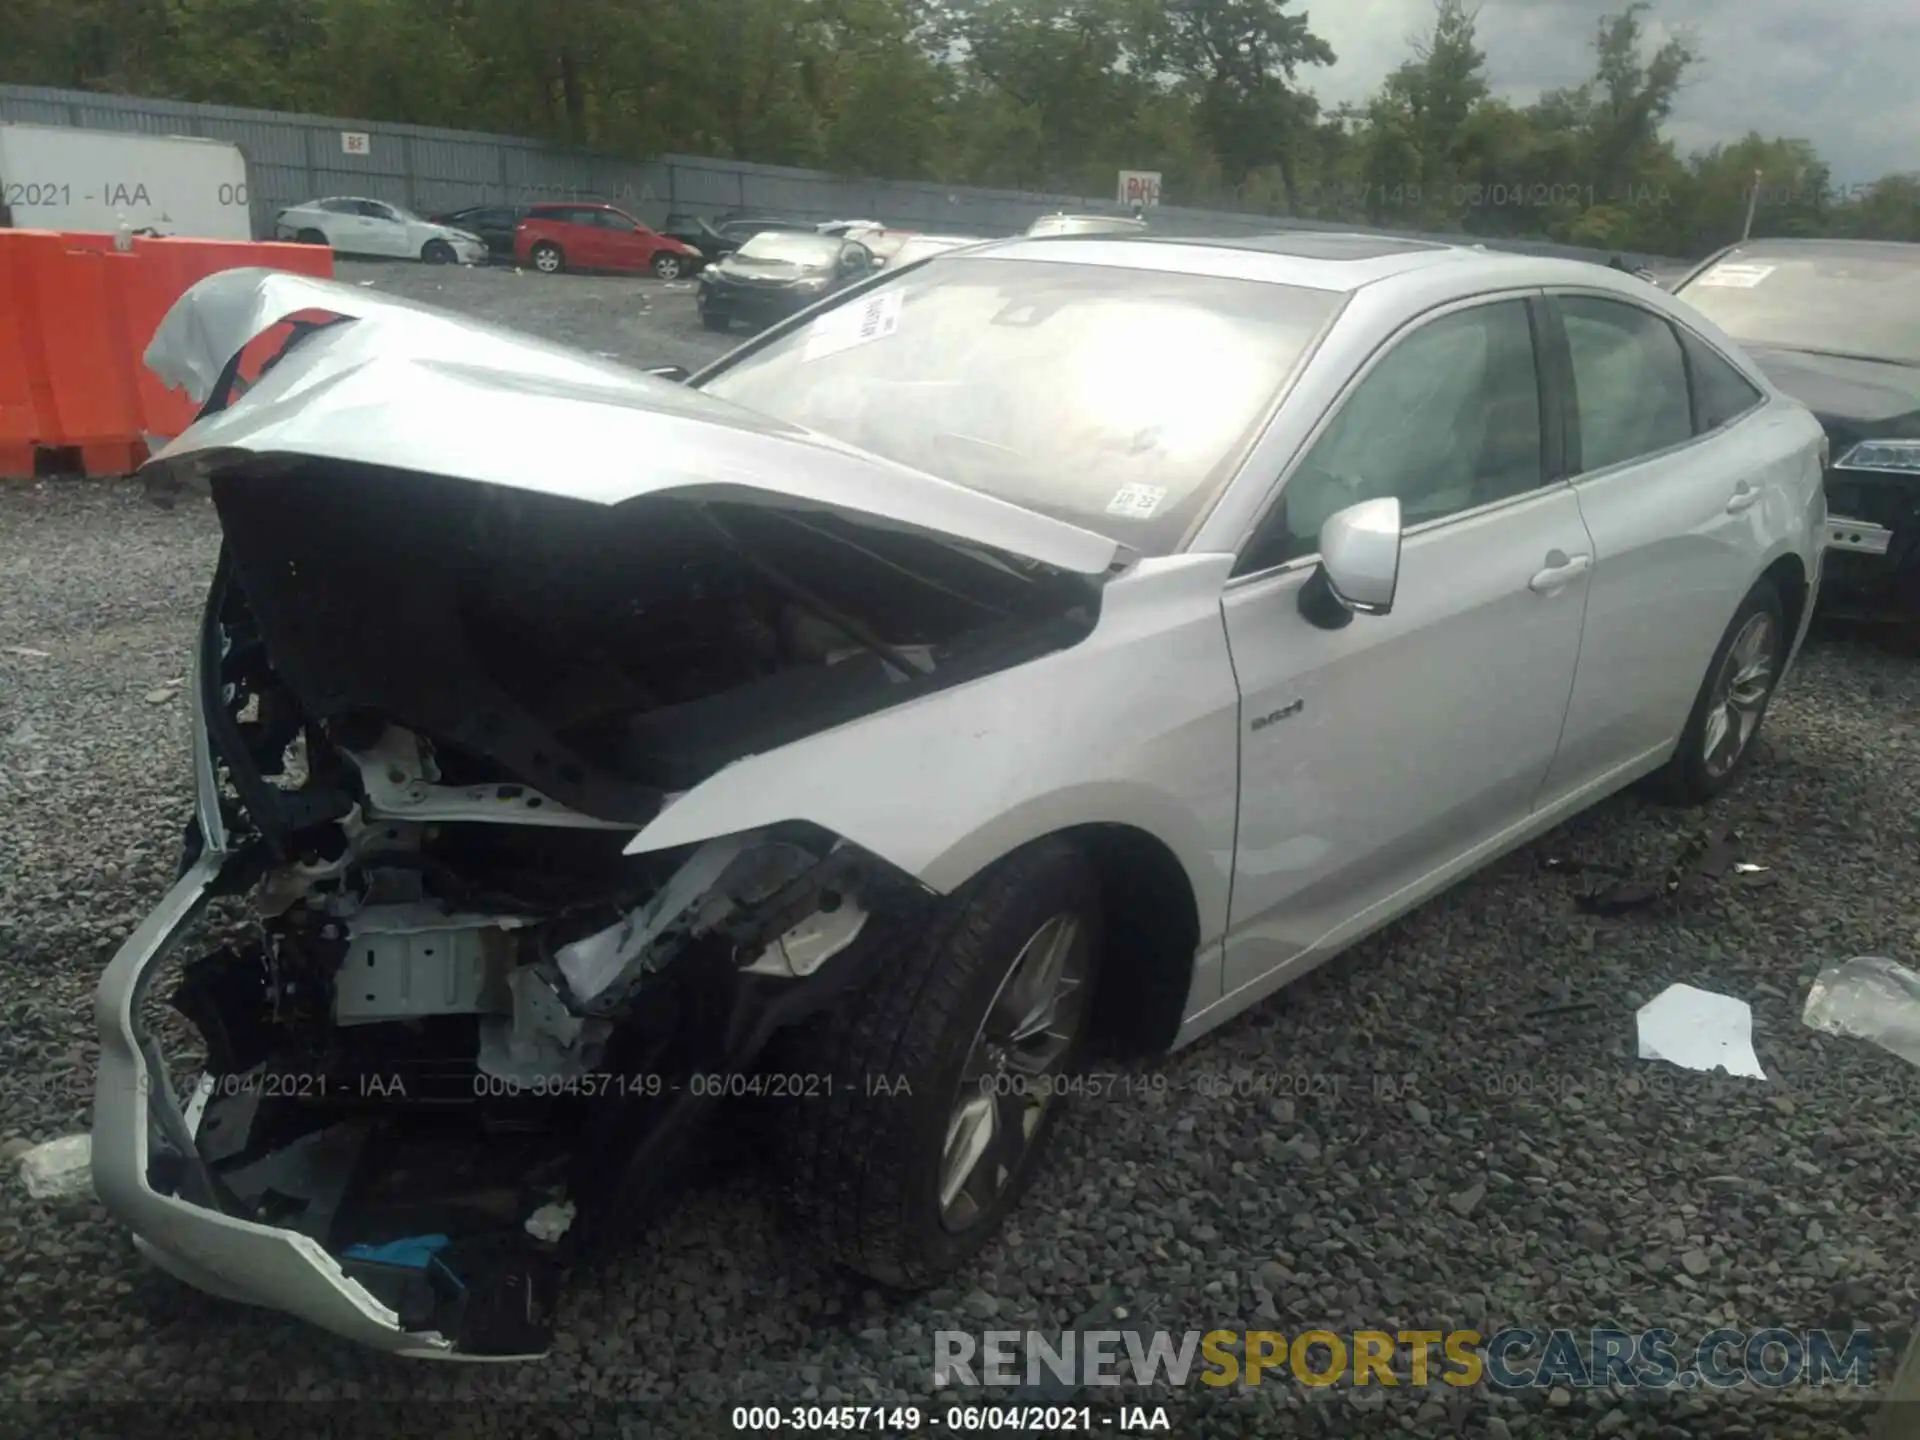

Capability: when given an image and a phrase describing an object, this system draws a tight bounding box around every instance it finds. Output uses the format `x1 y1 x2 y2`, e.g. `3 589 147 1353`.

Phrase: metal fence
0 82 1680 266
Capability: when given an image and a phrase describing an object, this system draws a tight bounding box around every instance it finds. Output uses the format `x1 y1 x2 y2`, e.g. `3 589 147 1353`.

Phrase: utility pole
1740 168 1762 241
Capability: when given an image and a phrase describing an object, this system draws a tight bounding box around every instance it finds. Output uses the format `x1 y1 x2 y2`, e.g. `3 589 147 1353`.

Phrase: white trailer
0 122 252 240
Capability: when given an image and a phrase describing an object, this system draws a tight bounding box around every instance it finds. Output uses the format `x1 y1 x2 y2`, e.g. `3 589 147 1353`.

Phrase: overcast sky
1301 0 1918 185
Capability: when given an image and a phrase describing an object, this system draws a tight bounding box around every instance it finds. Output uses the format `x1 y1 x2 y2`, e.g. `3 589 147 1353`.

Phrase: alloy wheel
1702 611 1776 778
937 912 1089 1233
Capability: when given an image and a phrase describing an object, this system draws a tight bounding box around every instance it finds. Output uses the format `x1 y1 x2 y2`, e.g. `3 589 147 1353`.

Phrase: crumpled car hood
142 268 1123 577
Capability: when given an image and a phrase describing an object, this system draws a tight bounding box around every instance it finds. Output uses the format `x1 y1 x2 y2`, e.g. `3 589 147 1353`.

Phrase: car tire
652 253 684 280
421 239 455 264
700 310 731 332
778 836 1103 1289
531 242 564 275
1650 577 1787 804
295 228 328 246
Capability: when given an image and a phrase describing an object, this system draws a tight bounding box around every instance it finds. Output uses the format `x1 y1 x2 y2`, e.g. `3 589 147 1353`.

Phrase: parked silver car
95 235 1824 1359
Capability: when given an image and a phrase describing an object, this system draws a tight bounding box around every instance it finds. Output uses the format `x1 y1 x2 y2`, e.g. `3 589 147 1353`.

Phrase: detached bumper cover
90 854 467 1359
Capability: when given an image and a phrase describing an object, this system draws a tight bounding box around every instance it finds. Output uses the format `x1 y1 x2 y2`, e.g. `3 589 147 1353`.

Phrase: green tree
1151 0 1334 207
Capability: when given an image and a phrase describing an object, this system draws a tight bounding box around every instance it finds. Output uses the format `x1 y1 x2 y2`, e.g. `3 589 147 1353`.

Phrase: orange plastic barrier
0 230 334 480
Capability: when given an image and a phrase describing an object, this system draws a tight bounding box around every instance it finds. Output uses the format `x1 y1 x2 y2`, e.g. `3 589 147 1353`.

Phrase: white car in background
273 197 487 264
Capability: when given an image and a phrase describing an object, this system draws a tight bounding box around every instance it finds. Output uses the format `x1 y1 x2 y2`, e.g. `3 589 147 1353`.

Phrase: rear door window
1557 296 1694 473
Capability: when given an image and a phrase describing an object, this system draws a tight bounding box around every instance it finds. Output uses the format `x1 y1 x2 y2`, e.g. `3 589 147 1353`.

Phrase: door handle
1726 482 1760 514
1528 550 1593 594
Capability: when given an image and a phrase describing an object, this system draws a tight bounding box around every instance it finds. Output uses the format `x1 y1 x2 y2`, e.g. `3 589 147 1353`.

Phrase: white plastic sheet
18 1133 93 1200
1802 955 1920 1069
1635 983 1767 1079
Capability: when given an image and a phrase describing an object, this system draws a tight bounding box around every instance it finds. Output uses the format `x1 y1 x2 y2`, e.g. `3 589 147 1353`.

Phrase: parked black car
696 232 875 332
428 205 527 262
664 213 820 264
1671 237 1920 635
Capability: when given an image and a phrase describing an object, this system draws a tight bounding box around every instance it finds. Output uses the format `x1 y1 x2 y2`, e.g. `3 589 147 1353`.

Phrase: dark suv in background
427 205 527 262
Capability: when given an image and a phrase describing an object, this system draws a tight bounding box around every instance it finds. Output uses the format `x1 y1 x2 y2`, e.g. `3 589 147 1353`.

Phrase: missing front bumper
92 855 556 1360
92 841 914 1358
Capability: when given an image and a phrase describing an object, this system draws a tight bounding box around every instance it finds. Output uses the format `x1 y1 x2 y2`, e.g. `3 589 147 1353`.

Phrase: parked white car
273 196 487 264
96 237 1824 1360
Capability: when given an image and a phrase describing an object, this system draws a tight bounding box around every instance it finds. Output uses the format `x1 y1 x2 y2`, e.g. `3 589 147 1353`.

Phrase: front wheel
295 228 328 246
421 239 455 264
530 242 564 275
700 309 731 332
1651 577 1787 803
778 837 1102 1289
652 252 685 280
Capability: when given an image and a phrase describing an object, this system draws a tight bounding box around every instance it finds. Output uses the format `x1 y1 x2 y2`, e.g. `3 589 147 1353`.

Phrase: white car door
1533 292 1780 800
317 200 377 256
1218 294 1593 997
355 200 412 257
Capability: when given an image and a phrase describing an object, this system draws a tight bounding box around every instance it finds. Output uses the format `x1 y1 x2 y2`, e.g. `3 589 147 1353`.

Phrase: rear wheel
778 838 1102 1289
421 239 455 265
1651 578 1787 803
652 252 685 280
531 242 564 275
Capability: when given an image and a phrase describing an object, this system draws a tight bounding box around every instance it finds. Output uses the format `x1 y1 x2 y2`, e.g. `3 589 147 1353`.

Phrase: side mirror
644 364 690 383
1298 497 1401 629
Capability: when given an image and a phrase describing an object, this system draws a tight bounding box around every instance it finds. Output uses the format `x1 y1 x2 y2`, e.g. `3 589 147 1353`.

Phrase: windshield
1677 247 1920 367
700 256 1341 553
734 232 842 266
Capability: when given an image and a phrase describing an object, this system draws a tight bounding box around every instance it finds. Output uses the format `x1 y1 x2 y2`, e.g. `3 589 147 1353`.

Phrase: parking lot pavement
1 266 1916 1435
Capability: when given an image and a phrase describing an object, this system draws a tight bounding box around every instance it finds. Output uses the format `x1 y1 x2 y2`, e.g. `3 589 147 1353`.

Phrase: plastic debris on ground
1542 828 1777 914
1636 983 1768 1079
524 1200 577 1243
1802 955 1920 1070
18 1133 93 1200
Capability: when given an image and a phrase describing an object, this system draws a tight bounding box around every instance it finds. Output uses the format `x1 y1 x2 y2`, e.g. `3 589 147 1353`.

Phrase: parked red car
513 203 702 279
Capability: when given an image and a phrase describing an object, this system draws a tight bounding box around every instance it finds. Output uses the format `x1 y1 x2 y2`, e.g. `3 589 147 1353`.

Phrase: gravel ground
2 262 1917 1438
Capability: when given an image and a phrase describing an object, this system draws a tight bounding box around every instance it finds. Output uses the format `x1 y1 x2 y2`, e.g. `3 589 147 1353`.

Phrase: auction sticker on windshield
803 290 904 362
1694 262 1775 289
1106 483 1168 520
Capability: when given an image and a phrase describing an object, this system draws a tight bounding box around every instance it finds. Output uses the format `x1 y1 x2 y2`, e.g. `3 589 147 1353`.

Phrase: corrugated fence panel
0 84 1685 265
0 93 71 124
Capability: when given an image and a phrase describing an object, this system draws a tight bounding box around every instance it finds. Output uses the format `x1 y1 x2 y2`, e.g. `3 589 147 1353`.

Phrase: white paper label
802 290 904 362
1105 483 1168 520
1694 262 1774 289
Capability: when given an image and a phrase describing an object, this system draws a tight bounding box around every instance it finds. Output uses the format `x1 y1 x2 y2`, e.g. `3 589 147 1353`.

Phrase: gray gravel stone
3 267 1917 1437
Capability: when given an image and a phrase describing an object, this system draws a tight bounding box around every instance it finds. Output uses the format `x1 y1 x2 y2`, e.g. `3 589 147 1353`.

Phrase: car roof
946 232 1663 297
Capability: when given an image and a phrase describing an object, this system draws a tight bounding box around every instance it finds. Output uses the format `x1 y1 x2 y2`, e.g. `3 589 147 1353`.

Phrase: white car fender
624 553 1244 950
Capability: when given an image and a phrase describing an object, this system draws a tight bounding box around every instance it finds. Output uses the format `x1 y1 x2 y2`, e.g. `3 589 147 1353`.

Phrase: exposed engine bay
147 458 1102 1356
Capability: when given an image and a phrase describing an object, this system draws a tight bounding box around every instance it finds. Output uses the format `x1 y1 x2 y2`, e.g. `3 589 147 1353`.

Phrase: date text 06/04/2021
729 1405 1174 1432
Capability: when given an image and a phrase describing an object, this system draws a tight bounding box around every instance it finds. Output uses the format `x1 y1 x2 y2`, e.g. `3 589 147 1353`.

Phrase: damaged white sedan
95 235 1826 1359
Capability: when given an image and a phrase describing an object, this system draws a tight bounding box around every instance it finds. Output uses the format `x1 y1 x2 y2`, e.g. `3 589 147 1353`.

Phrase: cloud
1295 0 1916 183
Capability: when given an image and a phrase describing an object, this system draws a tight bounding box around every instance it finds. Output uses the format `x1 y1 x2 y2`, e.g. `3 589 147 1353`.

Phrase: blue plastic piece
340 1234 453 1270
